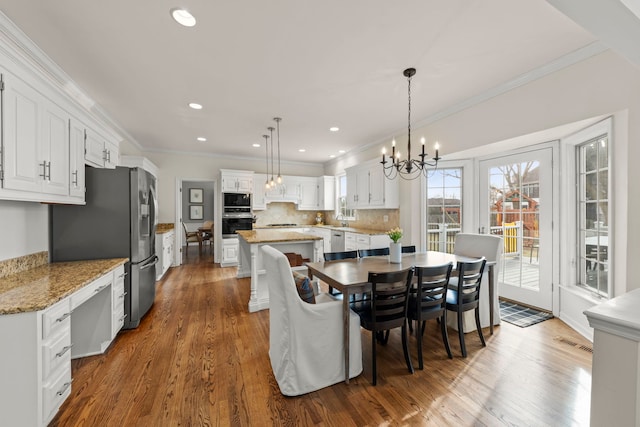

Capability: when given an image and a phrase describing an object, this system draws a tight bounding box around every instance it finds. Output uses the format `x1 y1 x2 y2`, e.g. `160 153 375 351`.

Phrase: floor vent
554 336 593 353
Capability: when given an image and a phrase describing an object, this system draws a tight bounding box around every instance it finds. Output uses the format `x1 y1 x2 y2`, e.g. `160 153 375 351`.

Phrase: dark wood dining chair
350 268 414 385
408 263 453 369
323 250 358 295
358 247 390 257
401 245 416 253
446 258 487 357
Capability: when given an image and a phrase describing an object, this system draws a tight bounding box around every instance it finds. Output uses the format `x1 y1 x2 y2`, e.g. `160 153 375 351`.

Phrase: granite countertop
237 229 322 244
0 258 128 315
252 224 388 235
315 225 388 235
156 223 175 234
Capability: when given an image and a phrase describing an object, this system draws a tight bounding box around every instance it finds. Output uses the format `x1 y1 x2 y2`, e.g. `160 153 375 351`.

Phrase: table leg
343 290 350 384
489 264 494 335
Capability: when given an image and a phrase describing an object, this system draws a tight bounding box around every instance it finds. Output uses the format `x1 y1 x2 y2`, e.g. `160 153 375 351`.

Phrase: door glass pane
426 168 462 253
489 161 540 291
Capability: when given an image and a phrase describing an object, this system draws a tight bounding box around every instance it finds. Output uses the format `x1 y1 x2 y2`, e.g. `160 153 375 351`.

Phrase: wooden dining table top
305 251 481 287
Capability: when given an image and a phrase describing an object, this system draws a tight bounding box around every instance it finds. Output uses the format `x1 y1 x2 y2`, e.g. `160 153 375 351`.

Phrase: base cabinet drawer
42 329 72 380
43 367 72 425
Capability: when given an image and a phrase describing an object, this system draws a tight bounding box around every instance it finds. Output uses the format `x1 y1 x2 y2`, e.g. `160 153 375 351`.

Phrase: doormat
499 300 553 328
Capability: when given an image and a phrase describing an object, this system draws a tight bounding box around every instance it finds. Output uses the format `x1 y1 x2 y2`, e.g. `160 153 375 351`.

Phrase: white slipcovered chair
261 245 362 396
447 233 503 333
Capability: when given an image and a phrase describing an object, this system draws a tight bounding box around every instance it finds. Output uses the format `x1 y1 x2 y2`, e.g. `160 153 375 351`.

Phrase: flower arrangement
387 227 403 243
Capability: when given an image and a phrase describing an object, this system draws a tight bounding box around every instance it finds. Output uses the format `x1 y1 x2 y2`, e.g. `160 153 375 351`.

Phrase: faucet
336 214 348 228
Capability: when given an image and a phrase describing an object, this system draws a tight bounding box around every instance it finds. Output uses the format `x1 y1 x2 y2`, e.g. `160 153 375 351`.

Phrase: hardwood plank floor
51 246 593 426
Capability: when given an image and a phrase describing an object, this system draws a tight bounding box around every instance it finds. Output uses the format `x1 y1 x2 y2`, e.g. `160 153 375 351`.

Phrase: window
336 173 355 220
426 168 462 253
577 135 609 297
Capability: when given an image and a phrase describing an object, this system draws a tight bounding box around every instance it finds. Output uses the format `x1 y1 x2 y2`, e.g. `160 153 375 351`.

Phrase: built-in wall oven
222 193 253 238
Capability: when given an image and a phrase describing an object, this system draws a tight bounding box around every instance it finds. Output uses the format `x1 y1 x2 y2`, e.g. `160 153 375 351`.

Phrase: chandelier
381 68 440 180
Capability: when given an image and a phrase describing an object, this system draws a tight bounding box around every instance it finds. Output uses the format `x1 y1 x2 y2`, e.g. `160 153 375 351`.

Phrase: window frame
335 173 355 221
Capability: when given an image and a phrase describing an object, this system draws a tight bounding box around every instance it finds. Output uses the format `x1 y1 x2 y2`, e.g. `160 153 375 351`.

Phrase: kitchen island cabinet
0 258 127 427
236 229 322 312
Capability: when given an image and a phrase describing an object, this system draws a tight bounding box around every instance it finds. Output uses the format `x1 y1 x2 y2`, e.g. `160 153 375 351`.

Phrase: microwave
223 192 251 208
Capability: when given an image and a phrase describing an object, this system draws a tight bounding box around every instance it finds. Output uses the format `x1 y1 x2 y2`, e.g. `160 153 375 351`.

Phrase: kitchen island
236 229 323 312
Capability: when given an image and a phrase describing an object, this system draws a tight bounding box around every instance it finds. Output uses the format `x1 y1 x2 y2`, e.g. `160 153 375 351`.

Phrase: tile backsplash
254 202 399 232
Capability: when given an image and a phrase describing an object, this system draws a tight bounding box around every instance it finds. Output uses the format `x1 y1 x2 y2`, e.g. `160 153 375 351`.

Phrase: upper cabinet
252 173 267 210
0 69 80 203
84 128 119 169
68 119 86 199
0 48 121 205
251 174 336 211
346 159 398 209
221 169 253 193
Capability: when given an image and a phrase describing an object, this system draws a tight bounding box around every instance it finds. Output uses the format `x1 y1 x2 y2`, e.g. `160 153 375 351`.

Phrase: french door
479 147 554 310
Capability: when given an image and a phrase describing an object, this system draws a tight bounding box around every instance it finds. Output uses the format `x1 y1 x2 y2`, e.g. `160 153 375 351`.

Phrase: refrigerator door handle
140 255 159 270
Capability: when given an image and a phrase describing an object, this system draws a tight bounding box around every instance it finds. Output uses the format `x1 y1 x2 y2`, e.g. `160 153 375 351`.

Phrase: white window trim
335 172 356 221
561 117 614 299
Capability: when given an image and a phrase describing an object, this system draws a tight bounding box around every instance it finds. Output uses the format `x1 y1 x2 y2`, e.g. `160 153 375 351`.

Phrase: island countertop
237 229 322 244
0 258 128 315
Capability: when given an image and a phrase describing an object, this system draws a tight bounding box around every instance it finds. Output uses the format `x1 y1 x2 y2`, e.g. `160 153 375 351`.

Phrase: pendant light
263 134 270 189
274 117 282 184
268 126 275 187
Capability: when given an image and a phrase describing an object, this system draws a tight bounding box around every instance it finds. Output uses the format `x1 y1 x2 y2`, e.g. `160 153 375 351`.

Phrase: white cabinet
156 230 175 280
221 237 239 266
221 169 253 193
265 175 299 202
2 70 70 197
346 159 399 209
111 266 126 338
313 227 333 253
0 266 124 426
319 176 335 210
41 298 73 426
69 118 86 199
252 173 267 210
84 128 119 169
345 231 391 251
298 177 320 210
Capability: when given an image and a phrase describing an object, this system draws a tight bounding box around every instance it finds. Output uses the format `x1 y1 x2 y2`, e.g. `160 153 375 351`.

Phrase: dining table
305 251 496 384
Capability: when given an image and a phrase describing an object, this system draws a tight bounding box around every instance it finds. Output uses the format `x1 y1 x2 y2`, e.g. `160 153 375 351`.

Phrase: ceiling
0 1 630 165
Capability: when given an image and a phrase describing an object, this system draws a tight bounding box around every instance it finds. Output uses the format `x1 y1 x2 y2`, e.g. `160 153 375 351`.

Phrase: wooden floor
51 246 593 426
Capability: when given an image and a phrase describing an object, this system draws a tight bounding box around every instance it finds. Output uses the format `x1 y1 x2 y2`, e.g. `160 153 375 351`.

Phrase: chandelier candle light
381 68 441 180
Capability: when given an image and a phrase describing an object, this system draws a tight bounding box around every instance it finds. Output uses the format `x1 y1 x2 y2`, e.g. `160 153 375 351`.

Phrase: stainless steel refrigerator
50 166 158 329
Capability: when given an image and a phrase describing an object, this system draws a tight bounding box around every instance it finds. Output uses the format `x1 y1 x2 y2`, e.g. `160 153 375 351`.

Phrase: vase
389 242 402 263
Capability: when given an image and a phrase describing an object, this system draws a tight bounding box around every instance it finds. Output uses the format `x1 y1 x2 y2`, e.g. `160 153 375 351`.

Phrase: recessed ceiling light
298 149 306 153
252 143 261 148
329 154 336 158
329 127 339 132
189 102 202 110
171 8 196 27
338 150 346 153
197 137 207 142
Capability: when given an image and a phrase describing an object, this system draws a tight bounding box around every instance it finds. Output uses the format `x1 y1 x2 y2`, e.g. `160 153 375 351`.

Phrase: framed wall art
189 188 204 203
189 205 203 220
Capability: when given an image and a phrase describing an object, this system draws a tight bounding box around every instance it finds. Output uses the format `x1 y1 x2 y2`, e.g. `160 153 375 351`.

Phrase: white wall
0 201 48 261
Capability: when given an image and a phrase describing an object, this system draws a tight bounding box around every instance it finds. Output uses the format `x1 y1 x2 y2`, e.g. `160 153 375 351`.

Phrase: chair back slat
359 247 390 257
413 263 453 317
324 250 358 261
455 258 486 307
367 269 413 329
